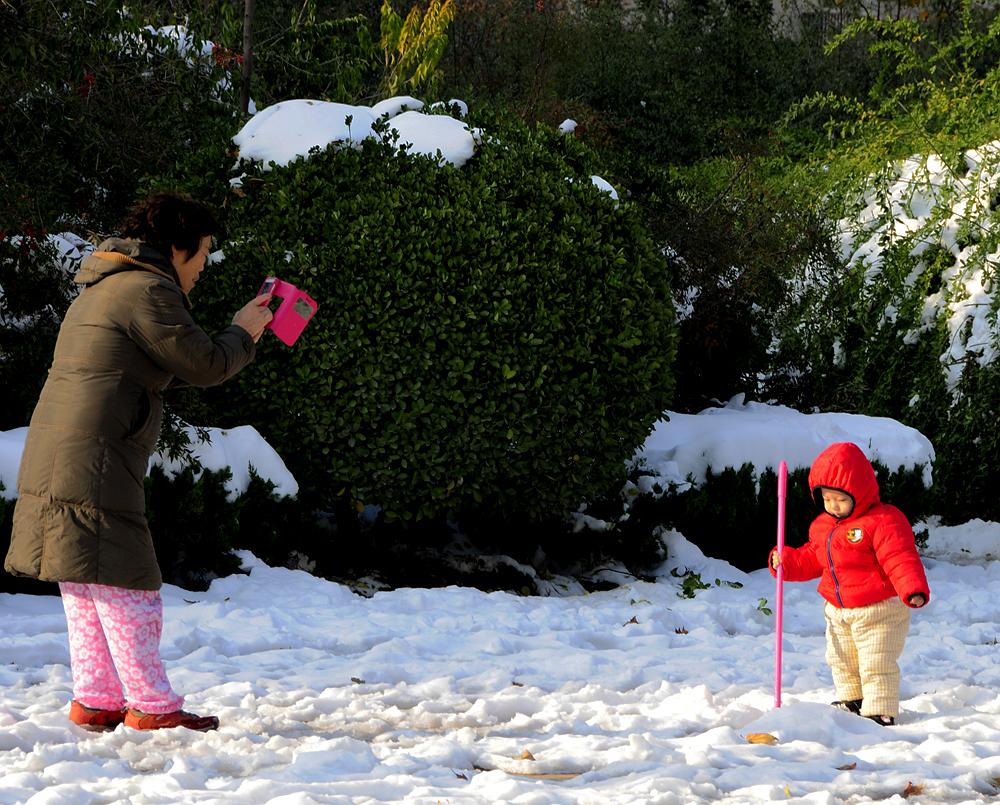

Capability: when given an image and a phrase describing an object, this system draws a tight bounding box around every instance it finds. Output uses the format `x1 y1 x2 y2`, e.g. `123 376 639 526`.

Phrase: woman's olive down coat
4 238 255 590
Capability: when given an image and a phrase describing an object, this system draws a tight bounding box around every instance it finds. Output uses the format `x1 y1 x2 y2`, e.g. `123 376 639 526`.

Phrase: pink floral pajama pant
59 582 184 714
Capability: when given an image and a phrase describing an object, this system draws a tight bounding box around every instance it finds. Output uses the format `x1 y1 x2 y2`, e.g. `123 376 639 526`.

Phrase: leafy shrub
560 2 800 165
624 154 842 411
670 570 743 600
772 241 981 522
0 0 246 234
444 0 882 166
0 236 75 430
924 363 1000 523
248 7 378 104
438 1 977 423
145 464 332 590
173 114 677 526
758 8 1000 522
440 1 873 413
379 0 456 98
145 465 245 588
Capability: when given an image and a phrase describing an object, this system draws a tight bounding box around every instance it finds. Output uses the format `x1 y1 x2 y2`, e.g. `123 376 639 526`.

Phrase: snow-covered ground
1 530 998 804
2 403 999 803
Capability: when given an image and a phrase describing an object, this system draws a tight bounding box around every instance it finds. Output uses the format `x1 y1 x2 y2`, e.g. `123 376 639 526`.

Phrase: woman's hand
907 593 927 608
233 294 273 343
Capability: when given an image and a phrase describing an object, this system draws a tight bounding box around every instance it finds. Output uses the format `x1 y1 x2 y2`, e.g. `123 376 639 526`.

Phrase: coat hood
75 238 188 306
808 441 880 517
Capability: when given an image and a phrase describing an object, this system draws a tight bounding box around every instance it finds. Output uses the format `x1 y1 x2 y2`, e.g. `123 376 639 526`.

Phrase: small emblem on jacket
846 528 864 544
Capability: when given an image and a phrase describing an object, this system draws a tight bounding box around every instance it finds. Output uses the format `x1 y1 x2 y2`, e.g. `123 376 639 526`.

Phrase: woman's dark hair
121 192 218 261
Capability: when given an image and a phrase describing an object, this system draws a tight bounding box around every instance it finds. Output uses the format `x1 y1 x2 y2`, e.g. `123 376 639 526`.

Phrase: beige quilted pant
824 597 911 718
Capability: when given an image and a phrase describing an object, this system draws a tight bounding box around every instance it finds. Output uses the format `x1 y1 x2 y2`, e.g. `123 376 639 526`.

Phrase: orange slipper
68 700 127 731
124 708 219 732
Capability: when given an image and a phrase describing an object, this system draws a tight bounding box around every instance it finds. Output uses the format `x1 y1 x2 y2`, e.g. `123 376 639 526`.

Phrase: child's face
821 488 854 519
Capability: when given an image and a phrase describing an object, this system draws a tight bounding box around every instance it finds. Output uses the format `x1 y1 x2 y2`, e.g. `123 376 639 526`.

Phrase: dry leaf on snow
745 733 778 745
519 750 536 761
835 762 857 771
903 781 925 797
508 771 580 780
623 616 639 626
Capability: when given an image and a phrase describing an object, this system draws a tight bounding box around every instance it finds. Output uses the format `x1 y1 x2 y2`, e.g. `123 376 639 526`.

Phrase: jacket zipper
826 524 844 607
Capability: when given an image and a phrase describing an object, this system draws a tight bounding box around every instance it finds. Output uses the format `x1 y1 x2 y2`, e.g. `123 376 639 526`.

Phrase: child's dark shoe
865 714 895 726
831 699 863 714
125 708 219 732
68 700 126 731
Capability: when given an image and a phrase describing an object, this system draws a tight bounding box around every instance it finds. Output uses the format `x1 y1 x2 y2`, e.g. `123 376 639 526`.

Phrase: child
769 441 929 726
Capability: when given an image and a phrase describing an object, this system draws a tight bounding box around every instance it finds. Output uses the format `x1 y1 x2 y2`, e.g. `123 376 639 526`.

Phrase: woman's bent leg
59 582 125 711
88 584 184 714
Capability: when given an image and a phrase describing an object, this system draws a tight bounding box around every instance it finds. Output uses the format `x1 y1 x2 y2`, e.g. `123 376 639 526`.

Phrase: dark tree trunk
241 0 256 116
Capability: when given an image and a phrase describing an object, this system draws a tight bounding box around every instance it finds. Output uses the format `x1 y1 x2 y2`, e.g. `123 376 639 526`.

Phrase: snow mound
233 99 376 168
150 425 298 499
233 98 478 169
0 425 297 501
922 518 1000 564
636 396 934 494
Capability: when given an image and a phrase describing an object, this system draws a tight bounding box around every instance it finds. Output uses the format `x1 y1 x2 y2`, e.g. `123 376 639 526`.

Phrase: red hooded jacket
769 442 930 609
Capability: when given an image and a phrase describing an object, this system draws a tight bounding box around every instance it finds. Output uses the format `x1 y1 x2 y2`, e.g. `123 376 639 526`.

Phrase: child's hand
907 593 927 608
770 551 781 570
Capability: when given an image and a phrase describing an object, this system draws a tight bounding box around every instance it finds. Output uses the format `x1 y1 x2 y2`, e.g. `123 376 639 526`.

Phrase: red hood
808 442 880 516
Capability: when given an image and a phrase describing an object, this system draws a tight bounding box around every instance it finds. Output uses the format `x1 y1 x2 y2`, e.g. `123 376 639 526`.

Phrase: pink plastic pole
775 460 787 708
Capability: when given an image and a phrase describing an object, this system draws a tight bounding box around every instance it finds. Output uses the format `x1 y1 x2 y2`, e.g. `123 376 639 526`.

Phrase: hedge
170 113 678 527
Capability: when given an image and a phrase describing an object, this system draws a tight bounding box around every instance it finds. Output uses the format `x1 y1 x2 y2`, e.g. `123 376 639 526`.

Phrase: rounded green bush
189 117 677 524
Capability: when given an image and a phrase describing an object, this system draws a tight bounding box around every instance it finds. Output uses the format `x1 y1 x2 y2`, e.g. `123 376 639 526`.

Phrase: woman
4 192 273 731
